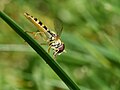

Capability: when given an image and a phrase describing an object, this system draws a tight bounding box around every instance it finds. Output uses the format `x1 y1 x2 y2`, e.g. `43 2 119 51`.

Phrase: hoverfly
24 12 65 59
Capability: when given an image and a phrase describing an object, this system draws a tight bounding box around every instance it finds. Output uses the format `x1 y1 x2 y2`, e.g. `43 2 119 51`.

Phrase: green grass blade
0 11 80 90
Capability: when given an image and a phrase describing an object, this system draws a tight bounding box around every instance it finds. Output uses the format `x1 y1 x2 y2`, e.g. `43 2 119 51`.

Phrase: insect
24 12 65 59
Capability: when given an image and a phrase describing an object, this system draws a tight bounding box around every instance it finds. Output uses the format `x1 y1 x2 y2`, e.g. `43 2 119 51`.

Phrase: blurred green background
0 0 120 90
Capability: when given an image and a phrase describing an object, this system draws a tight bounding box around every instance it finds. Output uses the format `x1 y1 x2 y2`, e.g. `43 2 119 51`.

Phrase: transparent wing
54 19 63 37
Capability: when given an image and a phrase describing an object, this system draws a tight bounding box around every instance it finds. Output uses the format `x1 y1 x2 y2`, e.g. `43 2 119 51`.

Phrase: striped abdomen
24 12 55 38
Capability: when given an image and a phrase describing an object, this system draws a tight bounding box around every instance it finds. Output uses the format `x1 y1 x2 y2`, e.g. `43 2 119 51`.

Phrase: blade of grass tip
0 11 80 90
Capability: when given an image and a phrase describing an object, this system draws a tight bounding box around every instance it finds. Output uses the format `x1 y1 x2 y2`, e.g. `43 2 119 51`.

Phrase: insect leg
47 45 52 53
53 49 59 60
47 41 56 53
25 30 44 39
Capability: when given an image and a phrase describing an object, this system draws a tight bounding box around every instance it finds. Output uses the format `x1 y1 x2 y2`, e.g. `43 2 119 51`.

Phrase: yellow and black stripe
24 12 54 36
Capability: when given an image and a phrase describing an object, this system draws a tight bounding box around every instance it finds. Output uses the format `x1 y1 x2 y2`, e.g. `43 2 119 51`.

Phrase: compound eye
58 43 65 53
